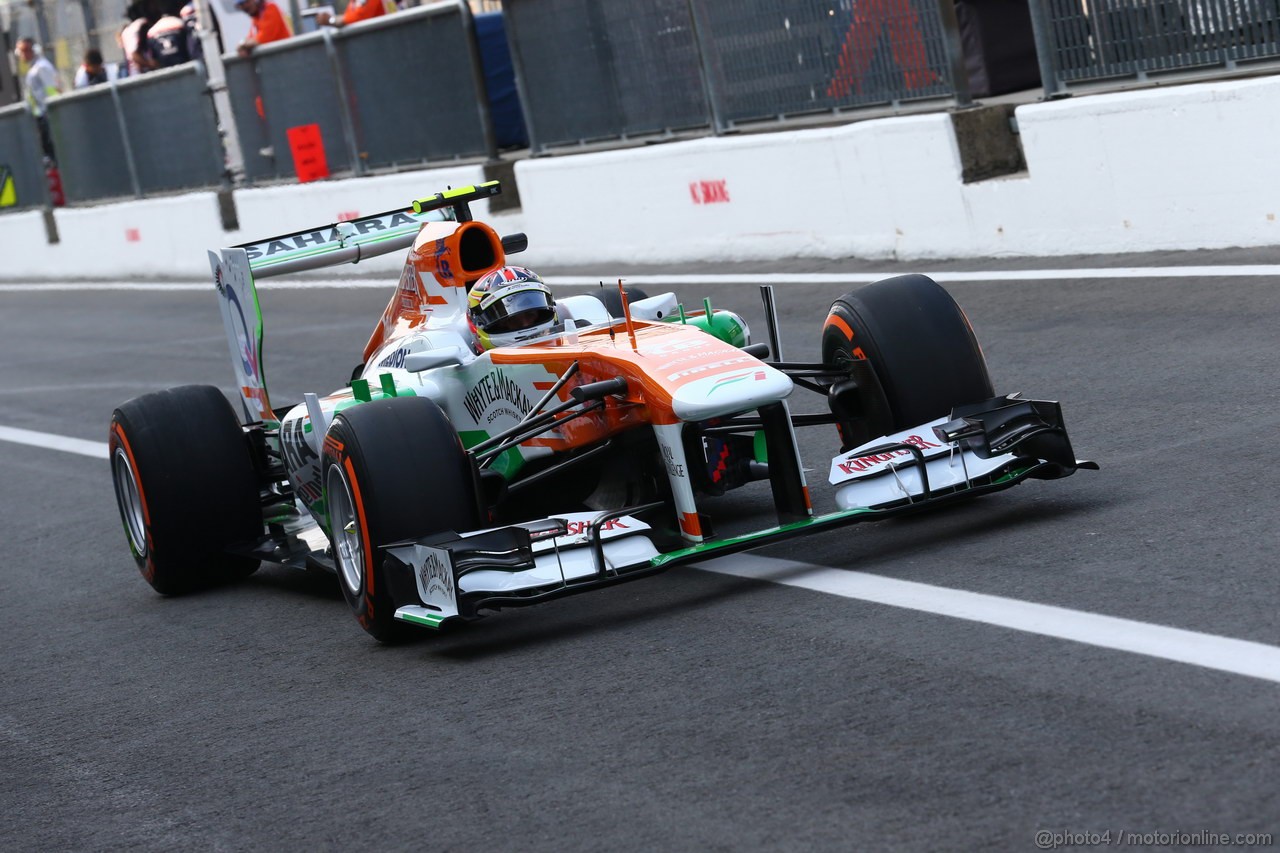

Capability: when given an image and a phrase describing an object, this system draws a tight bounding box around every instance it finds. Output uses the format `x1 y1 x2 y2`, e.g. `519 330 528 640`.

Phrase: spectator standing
315 0 397 28
236 0 294 57
15 38 60 158
74 49 110 88
121 3 157 77
180 3 204 61
148 13 193 68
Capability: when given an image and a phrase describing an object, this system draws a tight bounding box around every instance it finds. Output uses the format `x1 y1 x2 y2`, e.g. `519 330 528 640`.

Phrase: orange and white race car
109 183 1095 642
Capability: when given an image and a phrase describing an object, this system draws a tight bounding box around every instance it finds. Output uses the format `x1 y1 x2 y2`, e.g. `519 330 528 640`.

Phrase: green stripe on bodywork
396 610 450 629
648 510 875 568
649 463 1036 568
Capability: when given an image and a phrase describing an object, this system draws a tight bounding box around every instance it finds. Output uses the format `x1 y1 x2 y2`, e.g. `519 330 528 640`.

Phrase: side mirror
501 233 529 255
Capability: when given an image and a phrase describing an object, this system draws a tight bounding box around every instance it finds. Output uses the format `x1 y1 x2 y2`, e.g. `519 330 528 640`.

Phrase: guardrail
5 0 1280 214
0 0 494 208
1029 0 1280 95
48 64 224 203
228 1 495 183
0 105 50 211
504 0 971 152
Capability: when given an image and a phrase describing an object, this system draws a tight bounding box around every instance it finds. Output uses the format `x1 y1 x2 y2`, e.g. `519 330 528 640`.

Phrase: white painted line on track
3 264 1280 293
550 266 1280 286
6 423 1278 684
699 554 1280 685
0 425 109 459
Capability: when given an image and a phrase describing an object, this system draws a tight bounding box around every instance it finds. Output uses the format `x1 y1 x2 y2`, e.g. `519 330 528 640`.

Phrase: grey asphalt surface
2 249 1279 851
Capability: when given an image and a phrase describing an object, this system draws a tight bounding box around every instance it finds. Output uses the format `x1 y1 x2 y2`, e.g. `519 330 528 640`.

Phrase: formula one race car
109 183 1096 642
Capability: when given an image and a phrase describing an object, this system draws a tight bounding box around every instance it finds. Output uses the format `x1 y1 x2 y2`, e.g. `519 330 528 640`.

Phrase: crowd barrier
1 0 492 209
503 0 970 152
1031 0 1280 94
5 0 1280 214
228 1 494 183
49 64 223 203
0 105 48 210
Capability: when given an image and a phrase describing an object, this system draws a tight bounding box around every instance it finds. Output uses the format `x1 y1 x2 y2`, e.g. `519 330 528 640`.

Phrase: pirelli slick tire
321 397 480 644
822 274 994 438
109 385 263 595
590 286 650 319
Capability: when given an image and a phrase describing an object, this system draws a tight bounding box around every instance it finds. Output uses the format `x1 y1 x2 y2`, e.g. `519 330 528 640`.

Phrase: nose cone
671 363 793 422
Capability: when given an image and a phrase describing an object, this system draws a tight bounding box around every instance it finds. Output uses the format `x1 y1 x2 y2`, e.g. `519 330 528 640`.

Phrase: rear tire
321 397 480 643
109 385 263 595
822 274 994 438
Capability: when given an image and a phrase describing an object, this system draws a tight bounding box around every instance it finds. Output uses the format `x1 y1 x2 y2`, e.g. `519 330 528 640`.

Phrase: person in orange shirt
315 0 396 29
236 0 293 56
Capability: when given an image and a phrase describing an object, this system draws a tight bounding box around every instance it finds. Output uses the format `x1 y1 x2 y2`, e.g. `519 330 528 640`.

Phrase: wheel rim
326 465 364 596
112 448 147 557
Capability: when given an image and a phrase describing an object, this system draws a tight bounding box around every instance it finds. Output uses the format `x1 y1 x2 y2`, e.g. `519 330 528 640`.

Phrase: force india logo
836 435 941 475
462 368 533 425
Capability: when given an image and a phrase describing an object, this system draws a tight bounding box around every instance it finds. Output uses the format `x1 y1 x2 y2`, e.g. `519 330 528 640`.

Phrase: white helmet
468 266 557 350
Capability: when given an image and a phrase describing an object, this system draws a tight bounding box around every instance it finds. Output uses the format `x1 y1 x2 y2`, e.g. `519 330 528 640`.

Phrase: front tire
822 274 994 441
109 385 263 594
321 397 481 643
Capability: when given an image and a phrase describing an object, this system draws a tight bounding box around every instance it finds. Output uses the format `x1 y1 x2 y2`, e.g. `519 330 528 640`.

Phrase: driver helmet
468 266 557 350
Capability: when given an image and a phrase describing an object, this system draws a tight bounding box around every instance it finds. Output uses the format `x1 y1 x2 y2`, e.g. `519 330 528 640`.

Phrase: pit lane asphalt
2 249 1278 851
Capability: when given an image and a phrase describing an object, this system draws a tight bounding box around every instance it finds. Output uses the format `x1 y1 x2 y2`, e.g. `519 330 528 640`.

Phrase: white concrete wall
1 164 488 280
3 75 1278 280
516 74 1280 263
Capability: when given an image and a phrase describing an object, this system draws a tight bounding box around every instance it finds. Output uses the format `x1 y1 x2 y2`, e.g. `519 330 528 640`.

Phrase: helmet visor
474 289 555 333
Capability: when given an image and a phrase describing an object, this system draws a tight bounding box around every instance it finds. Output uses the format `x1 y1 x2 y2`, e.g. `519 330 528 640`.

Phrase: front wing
382 395 1096 630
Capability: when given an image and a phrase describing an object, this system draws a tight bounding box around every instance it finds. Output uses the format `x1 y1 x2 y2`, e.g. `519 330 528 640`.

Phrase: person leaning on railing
74 49 110 88
314 0 397 29
120 2 157 77
148 12 193 68
236 0 294 57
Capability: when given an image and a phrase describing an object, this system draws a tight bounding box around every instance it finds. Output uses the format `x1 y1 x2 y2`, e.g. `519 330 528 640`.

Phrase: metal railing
226 0 495 182
47 63 224 202
503 0 971 152
0 104 50 210
7 0 1280 213
1029 0 1280 94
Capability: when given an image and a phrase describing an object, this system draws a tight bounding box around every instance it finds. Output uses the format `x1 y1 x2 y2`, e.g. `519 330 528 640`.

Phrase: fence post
936 0 973 108
322 28 366 177
685 0 725 134
196 0 245 184
107 80 143 198
1025 0 1064 97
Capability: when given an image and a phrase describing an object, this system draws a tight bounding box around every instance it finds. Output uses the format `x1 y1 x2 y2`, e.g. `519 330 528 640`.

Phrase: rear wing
210 182 506 424
235 181 504 279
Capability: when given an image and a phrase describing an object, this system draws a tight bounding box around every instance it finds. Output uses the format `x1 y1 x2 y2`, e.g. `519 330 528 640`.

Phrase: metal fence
48 63 224 202
1030 0 1280 93
503 0 969 152
0 104 49 210
9 0 1280 212
227 1 494 182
